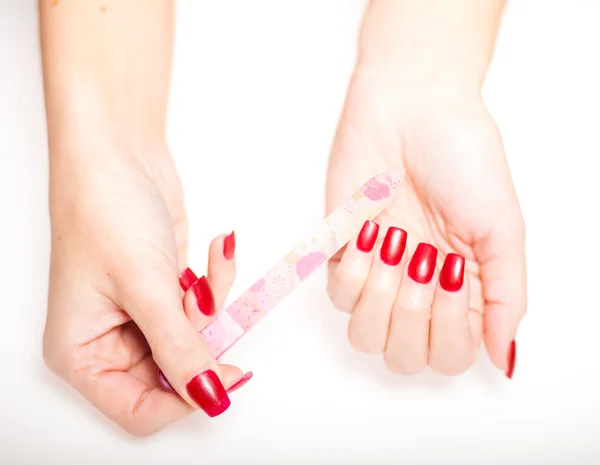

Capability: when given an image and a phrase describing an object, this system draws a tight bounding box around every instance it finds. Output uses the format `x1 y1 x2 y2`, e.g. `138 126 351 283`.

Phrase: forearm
357 0 506 88
39 0 174 155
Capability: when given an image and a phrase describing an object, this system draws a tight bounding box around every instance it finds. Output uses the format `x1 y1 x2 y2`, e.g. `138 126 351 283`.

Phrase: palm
327 81 518 320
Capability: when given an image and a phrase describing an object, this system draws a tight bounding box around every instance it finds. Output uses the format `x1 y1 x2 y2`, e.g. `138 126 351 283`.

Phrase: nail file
201 169 405 359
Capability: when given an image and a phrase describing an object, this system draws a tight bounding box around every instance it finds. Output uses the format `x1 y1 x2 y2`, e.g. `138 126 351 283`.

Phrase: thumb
117 260 242 418
475 212 527 379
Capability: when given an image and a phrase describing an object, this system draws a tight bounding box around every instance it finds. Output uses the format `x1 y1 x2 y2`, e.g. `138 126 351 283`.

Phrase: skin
40 0 242 436
41 0 526 435
327 0 526 376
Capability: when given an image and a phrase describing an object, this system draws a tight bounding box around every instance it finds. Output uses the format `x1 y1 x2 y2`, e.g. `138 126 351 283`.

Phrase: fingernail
407 243 437 283
223 231 236 260
356 220 379 252
227 371 253 394
506 339 516 379
158 369 176 392
439 253 465 292
192 276 216 316
186 369 231 417
179 267 198 292
380 227 407 266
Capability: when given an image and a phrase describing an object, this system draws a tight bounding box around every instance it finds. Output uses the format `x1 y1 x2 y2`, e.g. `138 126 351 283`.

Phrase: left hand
326 67 526 377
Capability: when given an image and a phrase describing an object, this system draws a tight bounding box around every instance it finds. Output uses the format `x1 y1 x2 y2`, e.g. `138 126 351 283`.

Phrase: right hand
43 143 250 436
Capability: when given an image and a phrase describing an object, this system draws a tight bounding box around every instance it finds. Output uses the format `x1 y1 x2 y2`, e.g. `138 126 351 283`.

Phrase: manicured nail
506 340 516 379
158 369 176 392
227 371 253 394
407 243 438 284
223 231 236 260
356 220 379 252
186 369 231 417
179 267 198 292
439 253 465 292
380 227 407 266
192 276 216 316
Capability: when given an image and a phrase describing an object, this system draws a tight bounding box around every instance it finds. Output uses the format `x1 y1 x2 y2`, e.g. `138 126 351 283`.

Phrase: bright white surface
1 1 599 463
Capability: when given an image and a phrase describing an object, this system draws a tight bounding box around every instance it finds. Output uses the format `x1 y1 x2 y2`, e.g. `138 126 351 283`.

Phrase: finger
180 232 237 330
429 254 481 376
207 231 236 310
115 260 243 418
181 273 217 330
327 220 379 312
384 243 437 375
475 213 526 378
348 227 407 354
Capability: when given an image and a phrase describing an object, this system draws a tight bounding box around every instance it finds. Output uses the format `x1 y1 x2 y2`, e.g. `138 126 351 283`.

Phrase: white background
1 1 599 464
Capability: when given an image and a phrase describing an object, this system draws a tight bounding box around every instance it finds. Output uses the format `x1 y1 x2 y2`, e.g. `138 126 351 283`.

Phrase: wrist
46 107 167 162
48 135 169 216
356 0 504 91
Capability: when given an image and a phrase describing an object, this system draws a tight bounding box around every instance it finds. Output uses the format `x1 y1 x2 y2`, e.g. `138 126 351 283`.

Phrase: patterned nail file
201 169 405 359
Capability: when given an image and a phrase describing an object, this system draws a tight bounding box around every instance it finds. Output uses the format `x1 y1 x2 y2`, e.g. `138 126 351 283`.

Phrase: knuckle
331 300 352 314
333 266 364 288
120 420 158 438
430 363 469 377
430 352 476 376
365 283 392 300
347 329 383 355
326 290 351 314
148 324 201 370
394 302 432 319
383 352 426 375
326 279 356 314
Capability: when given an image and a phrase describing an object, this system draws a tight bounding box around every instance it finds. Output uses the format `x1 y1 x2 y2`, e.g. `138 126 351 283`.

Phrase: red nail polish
439 253 465 292
356 220 379 252
223 231 236 260
380 227 407 266
227 371 253 394
186 369 231 417
192 276 216 316
158 369 176 392
179 268 198 292
506 340 516 379
407 243 438 284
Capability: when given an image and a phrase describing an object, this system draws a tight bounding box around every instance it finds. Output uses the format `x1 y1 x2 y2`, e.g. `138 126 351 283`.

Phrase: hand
326 67 526 377
43 143 249 436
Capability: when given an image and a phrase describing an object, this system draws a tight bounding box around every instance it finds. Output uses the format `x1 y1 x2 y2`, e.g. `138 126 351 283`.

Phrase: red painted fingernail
356 220 379 252
506 340 516 379
186 369 231 417
407 243 438 284
158 369 176 392
223 231 236 260
192 276 216 316
380 227 407 266
179 267 198 292
227 371 253 394
439 253 465 292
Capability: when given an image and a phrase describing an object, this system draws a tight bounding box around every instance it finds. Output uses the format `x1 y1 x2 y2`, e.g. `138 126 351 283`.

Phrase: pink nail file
201 169 405 359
